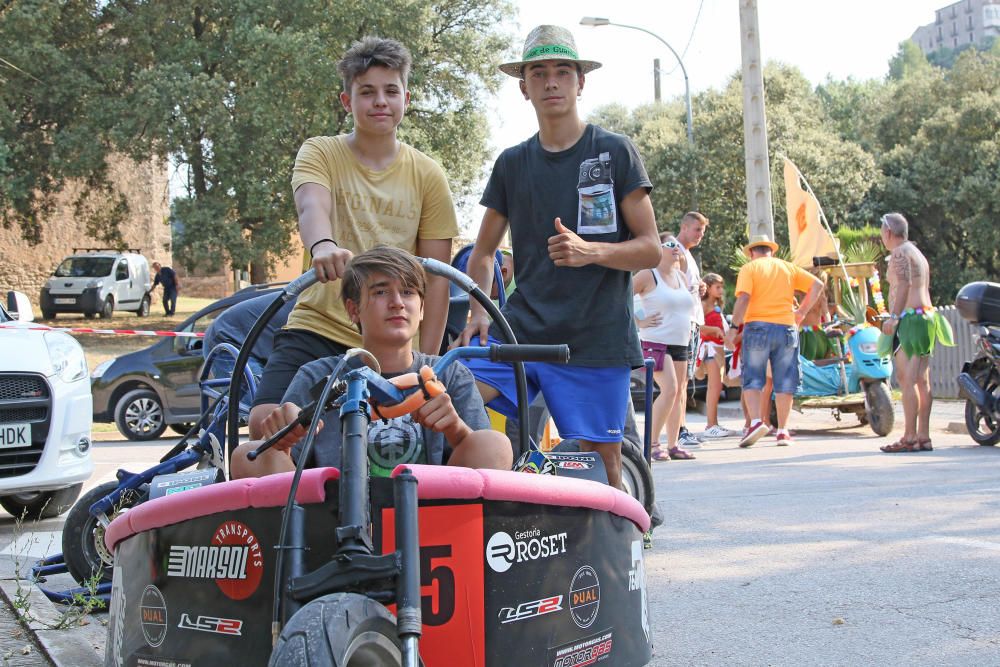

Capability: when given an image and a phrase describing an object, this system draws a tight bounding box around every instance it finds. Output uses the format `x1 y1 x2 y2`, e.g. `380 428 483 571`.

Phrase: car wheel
115 388 167 441
168 423 196 437
83 311 96 319
135 295 150 317
100 296 114 319
0 484 83 521
41 310 55 320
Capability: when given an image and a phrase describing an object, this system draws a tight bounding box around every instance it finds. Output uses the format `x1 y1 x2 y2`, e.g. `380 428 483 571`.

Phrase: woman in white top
633 235 696 460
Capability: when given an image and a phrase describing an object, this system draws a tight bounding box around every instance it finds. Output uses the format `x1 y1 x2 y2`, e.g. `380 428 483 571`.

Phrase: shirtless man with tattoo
878 212 954 453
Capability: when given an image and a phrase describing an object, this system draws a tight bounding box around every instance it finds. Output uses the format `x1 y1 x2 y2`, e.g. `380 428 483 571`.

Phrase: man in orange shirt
724 236 823 447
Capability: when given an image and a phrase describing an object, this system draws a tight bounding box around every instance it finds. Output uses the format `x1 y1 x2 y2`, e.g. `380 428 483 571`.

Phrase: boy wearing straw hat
725 236 823 448
459 25 661 490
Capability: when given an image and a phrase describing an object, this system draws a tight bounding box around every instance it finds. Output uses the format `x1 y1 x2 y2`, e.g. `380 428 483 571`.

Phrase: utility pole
739 0 774 239
653 58 661 103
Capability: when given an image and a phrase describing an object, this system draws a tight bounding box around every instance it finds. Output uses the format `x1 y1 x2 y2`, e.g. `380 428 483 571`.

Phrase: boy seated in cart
231 247 513 479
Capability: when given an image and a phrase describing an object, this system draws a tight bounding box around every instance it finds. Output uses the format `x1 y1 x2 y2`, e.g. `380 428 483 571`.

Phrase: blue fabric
741 322 801 394
798 358 842 396
450 245 506 306
461 336 630 443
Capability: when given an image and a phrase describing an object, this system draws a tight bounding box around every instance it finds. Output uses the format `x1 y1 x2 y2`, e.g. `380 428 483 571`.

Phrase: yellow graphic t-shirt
286 136 458 345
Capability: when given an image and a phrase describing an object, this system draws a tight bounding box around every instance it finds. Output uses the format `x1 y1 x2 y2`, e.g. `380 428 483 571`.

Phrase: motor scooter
955 281 1000 445
790 318 895 436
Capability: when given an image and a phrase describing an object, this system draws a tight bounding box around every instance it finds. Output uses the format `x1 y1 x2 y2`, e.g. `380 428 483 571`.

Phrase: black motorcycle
955 281 1000 445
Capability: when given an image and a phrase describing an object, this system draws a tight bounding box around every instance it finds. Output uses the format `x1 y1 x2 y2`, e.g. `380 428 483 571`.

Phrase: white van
40 249 152 319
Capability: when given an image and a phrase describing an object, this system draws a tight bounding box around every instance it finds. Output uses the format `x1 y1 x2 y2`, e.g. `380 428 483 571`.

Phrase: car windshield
54 257 115 278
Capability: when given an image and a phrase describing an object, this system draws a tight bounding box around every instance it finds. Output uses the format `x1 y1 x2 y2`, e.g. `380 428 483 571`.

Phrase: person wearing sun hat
458 24 661 491
724 235 823 448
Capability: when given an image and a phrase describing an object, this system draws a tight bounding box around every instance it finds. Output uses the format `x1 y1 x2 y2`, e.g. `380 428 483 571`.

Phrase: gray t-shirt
481 124 651 368
285 352 490 475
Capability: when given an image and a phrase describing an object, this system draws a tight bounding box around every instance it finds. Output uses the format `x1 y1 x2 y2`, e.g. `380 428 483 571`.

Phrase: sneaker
678 431 702 448
739 420 769 448
680 427 706 443
776 431 794 446
701 424 737 439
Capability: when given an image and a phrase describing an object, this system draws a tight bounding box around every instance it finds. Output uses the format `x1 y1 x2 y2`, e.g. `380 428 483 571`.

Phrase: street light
579 16 694 148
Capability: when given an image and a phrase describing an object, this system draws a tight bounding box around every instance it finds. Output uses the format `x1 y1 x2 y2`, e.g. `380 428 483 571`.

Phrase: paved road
5 401 1000 666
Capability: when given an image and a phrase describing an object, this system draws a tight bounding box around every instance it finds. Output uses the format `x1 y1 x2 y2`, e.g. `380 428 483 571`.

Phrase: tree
1 0 513 280
869 50 1000 302
888 40 932 81
0 1 130 245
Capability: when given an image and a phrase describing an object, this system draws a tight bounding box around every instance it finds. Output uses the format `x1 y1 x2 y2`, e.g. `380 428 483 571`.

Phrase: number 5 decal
420 545 455 626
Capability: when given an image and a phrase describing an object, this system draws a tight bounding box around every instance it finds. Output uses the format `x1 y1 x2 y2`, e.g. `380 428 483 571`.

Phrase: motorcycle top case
956 281 1000 324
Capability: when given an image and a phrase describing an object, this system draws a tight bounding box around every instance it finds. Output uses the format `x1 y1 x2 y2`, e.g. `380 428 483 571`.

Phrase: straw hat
743 235 779 257
499 25 602 78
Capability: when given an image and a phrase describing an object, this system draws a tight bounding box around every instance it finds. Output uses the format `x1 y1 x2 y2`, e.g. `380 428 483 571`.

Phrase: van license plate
0 423 31 449
54 298 75 305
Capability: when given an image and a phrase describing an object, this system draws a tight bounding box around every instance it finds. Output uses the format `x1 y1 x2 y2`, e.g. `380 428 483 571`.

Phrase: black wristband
309 238 338 258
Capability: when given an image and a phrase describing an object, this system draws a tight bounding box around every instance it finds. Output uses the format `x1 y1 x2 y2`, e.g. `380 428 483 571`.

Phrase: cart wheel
620 439 654 516
864 382 894 437
269 593 408 667
61 481 146 585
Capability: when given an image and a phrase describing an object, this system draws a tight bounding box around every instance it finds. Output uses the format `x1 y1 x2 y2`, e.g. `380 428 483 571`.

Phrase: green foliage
888 40 931 81
1 0 513 278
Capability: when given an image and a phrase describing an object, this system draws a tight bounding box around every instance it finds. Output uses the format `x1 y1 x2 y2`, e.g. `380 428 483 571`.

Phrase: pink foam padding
390 464 484 499
247 467 340 507
105 468 341 553
396 465 650 532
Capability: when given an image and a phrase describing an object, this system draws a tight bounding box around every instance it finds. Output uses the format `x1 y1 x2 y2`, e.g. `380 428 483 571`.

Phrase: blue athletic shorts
741 322 801 394
461 336 631 443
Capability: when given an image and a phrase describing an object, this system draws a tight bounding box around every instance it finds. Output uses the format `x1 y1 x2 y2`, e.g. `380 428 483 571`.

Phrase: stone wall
0 157 171 308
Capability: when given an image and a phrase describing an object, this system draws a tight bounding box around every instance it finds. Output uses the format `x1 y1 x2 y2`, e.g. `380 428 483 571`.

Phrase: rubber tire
168 423 196 437
115 388 167 441
269 593 403 667
962 365 1000 446
620 439 654 516
83 311 96 319
864 382 894 437
0 484 83 521
135 295 150 317
100 296 114 319
41 310 55 320
61 481 146 585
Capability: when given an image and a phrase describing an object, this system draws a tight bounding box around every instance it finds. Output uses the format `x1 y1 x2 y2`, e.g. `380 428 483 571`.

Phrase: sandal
668 446 696 460
880 438 921 453
651 446 672 462
916 438 933 451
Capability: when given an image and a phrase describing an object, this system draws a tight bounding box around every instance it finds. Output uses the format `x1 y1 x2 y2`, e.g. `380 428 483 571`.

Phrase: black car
91 283 286 441
629 348 741 412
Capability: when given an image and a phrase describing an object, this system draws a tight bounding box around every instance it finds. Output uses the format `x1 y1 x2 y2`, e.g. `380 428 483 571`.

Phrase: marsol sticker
166 520 264 600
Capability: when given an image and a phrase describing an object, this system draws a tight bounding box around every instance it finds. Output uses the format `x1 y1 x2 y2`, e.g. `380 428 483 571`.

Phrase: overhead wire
660 0 705 76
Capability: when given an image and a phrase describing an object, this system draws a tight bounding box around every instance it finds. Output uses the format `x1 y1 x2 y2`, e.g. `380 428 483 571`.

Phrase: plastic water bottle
633 295 646 321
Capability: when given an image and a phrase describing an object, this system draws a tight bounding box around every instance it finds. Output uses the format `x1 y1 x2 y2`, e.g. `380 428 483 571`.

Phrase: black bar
394 471 422 641
643 358 654 464
337 405 372 555
246 402 316 462
489 343 570 364
281 503 306 623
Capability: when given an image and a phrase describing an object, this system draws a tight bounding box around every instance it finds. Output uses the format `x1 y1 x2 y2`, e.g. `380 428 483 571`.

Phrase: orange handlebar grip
371 366 445 419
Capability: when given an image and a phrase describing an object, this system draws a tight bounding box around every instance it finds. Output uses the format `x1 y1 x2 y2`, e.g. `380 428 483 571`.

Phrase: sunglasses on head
661 240 679 248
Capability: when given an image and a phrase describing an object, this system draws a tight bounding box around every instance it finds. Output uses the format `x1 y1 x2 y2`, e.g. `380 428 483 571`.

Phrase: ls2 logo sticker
498 595 563 624
485 528 567 573
178 613 243 636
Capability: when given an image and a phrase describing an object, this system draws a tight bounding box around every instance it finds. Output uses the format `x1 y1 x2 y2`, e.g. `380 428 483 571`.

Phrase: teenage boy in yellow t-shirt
249 36 458 439
724 236 823 448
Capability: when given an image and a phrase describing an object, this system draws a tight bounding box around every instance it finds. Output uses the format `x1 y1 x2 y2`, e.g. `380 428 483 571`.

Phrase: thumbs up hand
548 217 593 267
